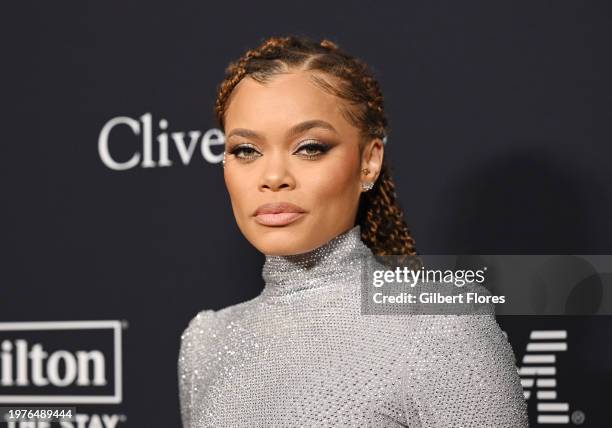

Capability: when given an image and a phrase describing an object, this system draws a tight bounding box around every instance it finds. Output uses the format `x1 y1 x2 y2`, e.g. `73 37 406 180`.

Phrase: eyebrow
226 119 338 140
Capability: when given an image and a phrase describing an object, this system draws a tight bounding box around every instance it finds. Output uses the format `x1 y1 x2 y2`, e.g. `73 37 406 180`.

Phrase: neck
260 225 372 299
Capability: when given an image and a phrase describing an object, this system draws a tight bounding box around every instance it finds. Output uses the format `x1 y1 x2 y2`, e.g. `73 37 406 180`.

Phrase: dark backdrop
2 1 611 426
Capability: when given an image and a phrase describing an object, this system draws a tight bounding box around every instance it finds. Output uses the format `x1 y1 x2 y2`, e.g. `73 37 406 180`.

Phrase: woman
178 35 529 427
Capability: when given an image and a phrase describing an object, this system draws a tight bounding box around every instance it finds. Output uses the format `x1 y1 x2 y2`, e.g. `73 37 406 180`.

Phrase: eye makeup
227 139 335 162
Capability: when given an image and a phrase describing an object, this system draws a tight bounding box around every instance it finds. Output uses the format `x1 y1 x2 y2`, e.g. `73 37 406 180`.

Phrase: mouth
253 202 307 227
254 212 306 226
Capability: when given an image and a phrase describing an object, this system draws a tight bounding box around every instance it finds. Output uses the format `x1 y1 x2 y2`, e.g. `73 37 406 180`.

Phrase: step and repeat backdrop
3 2 611 426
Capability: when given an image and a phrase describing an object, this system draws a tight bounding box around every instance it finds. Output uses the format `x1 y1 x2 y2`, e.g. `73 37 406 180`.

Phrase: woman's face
223 70 383 256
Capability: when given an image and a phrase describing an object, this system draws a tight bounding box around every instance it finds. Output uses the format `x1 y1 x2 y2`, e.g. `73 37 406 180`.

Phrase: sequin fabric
178 225 529 427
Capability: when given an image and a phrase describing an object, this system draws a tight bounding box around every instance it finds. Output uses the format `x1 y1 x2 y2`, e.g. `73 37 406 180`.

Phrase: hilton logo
0 320 123 404
98 113 225 170
1 340 106 387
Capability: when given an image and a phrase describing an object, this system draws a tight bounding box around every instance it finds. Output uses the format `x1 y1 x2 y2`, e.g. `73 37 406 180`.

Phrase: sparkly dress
178 225 529 427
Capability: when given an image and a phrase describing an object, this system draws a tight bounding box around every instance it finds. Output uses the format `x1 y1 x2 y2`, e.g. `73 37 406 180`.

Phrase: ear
360 137 384 188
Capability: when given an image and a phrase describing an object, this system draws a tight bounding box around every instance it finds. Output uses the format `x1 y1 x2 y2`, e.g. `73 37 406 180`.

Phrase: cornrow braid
214 34 419 260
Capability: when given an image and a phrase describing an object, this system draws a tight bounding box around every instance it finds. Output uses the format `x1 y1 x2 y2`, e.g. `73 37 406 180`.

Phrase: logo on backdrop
98 113 225 170
0 320 126 427
515 329 585 426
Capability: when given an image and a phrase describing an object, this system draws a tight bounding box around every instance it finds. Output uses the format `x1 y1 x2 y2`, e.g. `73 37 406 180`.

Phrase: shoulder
177 309 217 426
395 314 528 425
411 313 516 364
398 281 514 361
376 308 518 377
395 315 528 425
179 299 256 349
180 309 217 341
179 309 218 359
179 296 264 354
395 312 522 404
183 308 217 331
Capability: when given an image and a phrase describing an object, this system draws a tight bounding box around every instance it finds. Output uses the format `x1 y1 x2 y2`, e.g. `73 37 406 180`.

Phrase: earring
222 152 226 168
361 167 373 191
361 181 374 191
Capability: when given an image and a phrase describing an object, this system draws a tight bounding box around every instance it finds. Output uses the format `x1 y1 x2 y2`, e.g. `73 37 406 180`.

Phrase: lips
253 202 307 226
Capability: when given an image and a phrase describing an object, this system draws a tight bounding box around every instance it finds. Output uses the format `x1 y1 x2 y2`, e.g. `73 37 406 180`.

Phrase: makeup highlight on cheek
304 155 358 201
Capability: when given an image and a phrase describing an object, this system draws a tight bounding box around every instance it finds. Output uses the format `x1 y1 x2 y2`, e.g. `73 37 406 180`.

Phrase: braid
357 164 417 256
214 34 420 258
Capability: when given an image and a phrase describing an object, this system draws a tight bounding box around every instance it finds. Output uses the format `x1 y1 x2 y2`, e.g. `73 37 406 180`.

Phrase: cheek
304 158 359 207
224 169 250 214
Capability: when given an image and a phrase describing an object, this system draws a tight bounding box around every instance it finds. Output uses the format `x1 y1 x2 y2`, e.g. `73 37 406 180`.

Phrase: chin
238 218 305 254
246 225 322 256
255 236 313 256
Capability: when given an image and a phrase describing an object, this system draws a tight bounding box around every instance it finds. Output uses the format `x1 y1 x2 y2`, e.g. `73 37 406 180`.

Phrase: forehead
224 71 356 136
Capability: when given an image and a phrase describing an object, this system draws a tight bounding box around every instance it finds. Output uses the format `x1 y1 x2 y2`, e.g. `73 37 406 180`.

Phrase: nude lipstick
253 202 307 226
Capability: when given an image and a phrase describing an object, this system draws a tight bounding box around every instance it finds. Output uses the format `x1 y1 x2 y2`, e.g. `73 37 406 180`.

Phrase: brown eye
294 140 331 159
230 144 261 160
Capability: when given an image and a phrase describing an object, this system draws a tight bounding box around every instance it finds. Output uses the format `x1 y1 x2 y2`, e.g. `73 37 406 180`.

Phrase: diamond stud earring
361 181 374 191
361 168 373 191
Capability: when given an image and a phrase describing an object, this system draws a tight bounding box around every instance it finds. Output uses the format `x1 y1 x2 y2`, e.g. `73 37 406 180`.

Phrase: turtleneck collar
260 225 372 299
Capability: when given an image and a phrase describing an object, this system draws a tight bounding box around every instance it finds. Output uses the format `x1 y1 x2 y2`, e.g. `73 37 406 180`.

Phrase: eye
229 144 261 161
228 140 332 162
294 140 331 159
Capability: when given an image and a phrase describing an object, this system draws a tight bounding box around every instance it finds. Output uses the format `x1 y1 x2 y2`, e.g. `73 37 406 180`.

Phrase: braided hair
214 34 418 258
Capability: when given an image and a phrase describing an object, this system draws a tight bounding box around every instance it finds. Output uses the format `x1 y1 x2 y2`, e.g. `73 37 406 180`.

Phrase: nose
258 152 295 192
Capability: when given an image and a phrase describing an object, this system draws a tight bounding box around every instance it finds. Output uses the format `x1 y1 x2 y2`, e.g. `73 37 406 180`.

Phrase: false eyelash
228 144 261 160
228 140 333 162
295 141 332 158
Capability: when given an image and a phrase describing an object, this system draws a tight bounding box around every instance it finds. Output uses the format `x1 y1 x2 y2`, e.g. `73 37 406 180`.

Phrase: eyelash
228 140 331 162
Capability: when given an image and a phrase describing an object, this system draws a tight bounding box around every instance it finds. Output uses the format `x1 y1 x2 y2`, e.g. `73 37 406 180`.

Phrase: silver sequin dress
178 225 529 427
